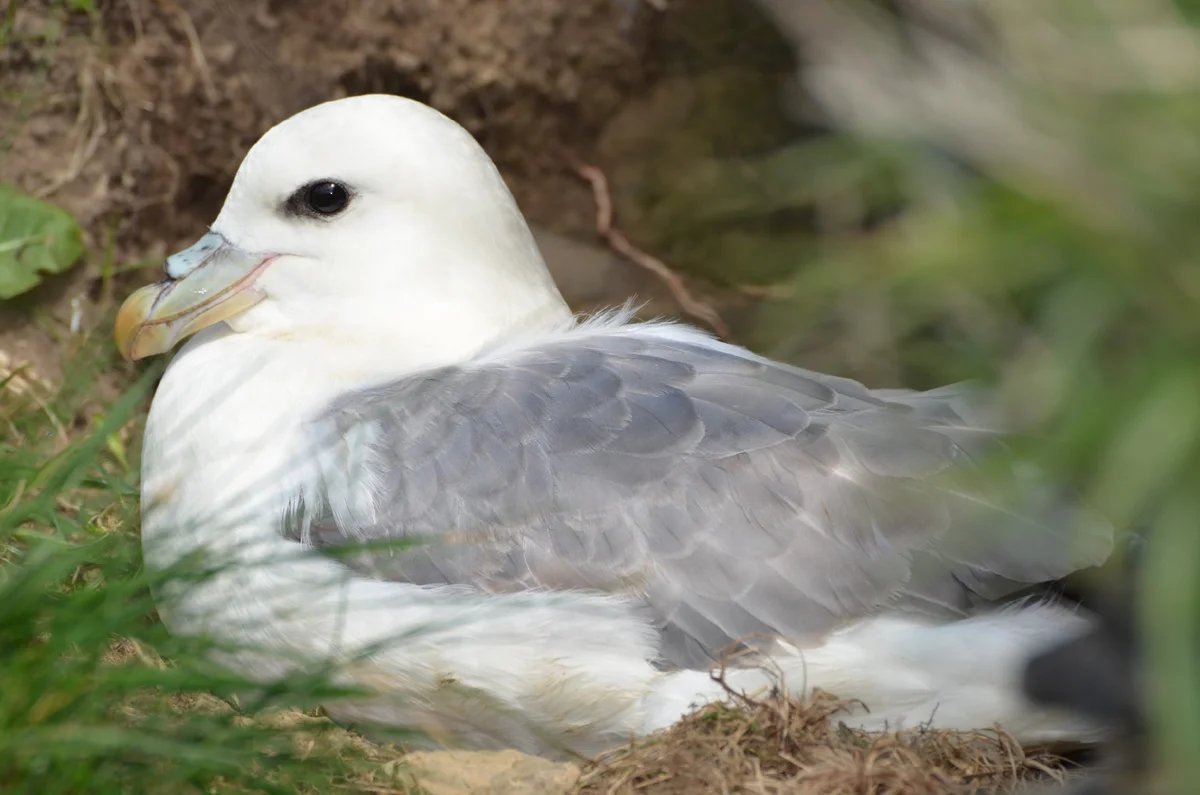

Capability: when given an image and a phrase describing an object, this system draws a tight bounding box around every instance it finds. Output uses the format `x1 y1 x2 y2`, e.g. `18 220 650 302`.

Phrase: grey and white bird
116 94 1112 757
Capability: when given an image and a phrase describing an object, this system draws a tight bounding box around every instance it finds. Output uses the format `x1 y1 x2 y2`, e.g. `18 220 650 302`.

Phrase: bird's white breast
136 324 671 754
143 328 320 567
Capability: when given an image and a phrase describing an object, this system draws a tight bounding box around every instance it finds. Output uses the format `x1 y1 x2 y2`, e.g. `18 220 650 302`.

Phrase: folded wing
295 327 1112 668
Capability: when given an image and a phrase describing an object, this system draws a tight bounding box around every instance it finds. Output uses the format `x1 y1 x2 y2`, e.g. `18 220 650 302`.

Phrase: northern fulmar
115 94 1111 757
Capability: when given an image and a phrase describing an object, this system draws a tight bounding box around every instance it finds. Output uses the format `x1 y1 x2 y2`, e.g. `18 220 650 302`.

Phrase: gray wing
296 329 1112 669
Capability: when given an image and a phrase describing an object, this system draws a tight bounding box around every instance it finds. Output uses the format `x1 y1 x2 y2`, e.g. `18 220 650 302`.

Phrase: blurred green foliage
0 184 84 299
624 1 1200 791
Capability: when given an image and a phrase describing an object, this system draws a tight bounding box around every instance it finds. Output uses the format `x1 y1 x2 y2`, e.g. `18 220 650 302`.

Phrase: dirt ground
2 0 659 254
1 2 1081 792
3 0 752 385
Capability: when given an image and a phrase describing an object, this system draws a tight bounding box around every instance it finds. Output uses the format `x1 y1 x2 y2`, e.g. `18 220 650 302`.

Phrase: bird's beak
115 231 275 361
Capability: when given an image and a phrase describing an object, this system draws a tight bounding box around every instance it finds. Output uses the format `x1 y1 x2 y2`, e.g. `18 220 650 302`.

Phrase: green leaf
0 184 85 299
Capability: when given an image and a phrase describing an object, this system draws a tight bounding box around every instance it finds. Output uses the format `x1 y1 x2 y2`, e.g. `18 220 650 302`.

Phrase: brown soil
1 0 659 262
0 0 677 383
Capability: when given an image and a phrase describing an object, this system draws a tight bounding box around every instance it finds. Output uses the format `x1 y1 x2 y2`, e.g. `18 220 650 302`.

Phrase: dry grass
579 691 1073 795
100 639 419 794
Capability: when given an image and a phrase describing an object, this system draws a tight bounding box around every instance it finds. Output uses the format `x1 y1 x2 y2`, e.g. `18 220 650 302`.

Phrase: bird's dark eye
305 181 350 215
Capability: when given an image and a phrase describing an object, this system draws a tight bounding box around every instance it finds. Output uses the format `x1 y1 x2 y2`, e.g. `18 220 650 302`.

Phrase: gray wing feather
299 330 1112 669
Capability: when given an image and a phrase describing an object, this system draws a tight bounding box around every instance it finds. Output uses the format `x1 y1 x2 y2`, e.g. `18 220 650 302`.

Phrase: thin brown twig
172 3 219 105
572 162 730 339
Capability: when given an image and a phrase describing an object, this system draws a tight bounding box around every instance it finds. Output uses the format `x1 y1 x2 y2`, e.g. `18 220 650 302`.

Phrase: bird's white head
115 95 568 366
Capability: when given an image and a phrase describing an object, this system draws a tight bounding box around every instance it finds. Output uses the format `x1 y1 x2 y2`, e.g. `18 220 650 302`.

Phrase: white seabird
116 94 1112 756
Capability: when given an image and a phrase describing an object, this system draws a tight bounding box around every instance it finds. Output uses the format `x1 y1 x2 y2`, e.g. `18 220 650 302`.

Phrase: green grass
0 331 412 794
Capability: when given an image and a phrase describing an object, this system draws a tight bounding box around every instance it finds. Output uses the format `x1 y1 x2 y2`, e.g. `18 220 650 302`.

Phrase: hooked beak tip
114 282 170 361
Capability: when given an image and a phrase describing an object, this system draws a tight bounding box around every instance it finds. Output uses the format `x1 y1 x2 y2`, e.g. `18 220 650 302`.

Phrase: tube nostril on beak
166 230 228 280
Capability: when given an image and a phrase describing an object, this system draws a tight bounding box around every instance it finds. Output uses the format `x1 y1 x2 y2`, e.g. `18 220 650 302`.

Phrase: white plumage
119 95 1110 756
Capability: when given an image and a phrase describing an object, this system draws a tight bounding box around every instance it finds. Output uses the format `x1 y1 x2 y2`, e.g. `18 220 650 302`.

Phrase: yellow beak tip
114 283 170 361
